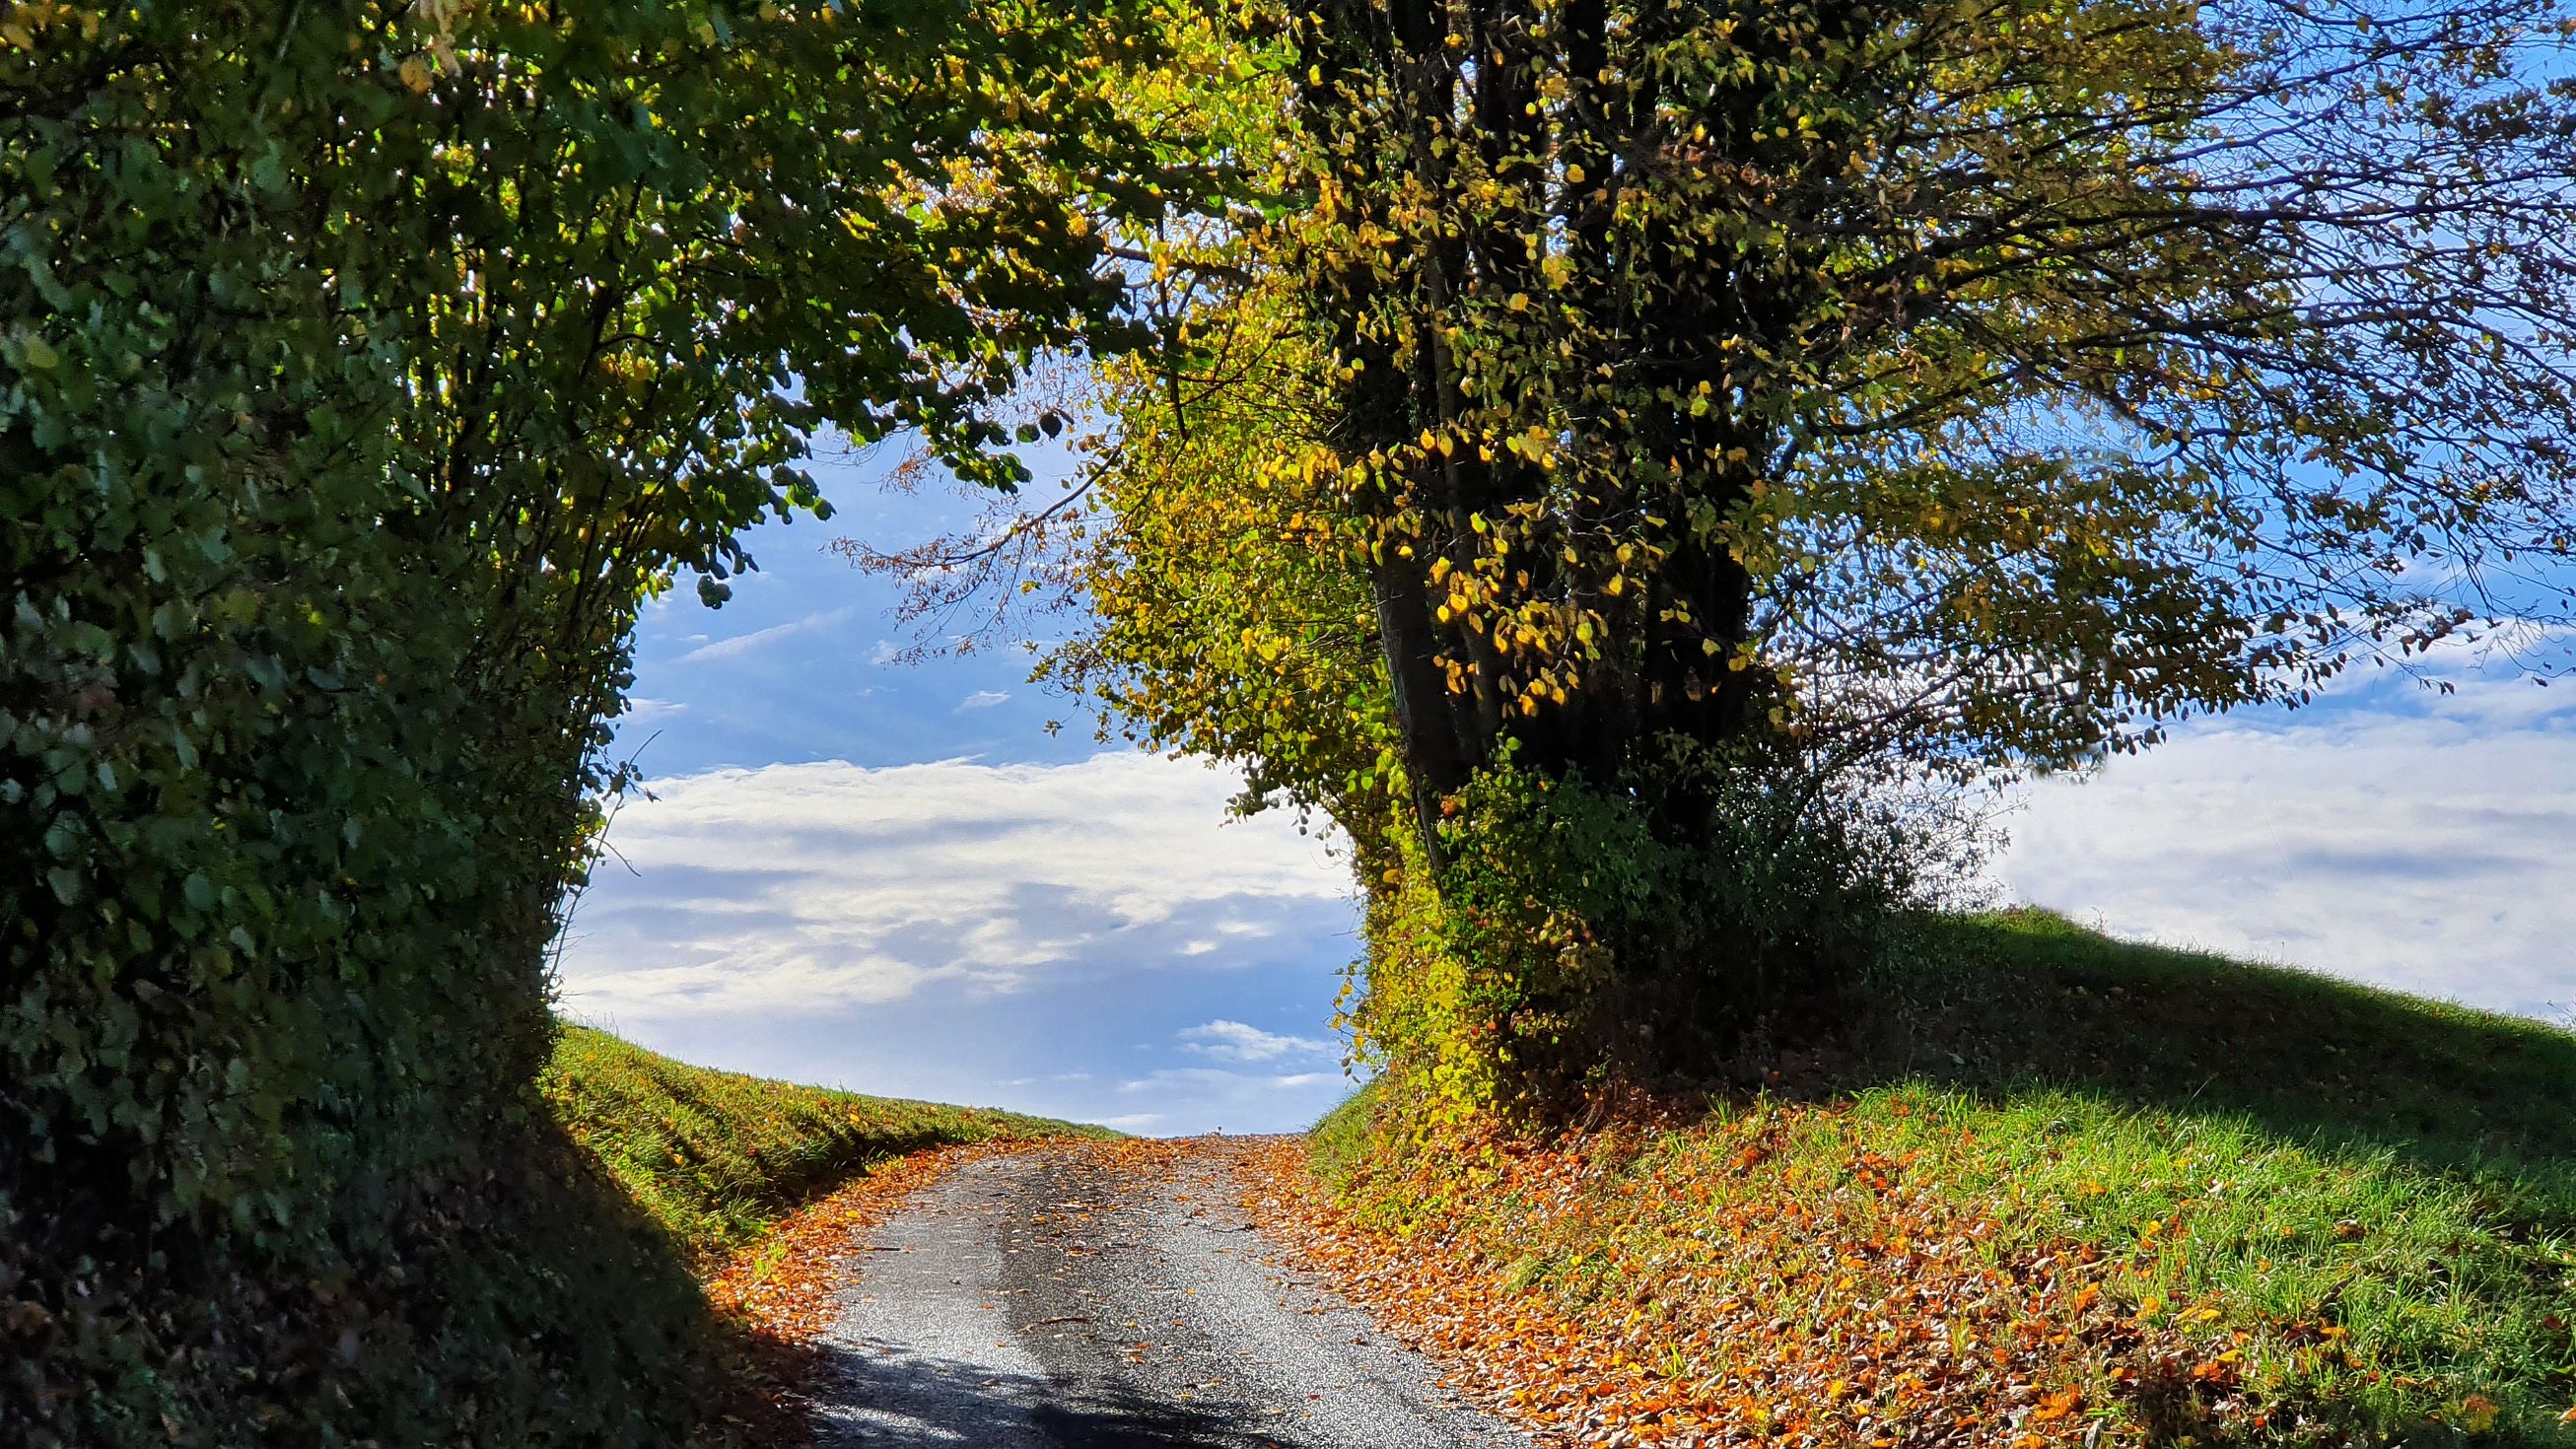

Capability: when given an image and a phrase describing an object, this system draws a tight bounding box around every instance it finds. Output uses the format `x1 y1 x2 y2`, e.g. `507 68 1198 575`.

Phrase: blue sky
555 470 1366 1135
555 456 2576 1134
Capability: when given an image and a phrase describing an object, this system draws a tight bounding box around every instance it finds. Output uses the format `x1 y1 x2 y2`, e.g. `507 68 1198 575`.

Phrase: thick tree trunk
1304 0 1785 866
1370 554 1476 858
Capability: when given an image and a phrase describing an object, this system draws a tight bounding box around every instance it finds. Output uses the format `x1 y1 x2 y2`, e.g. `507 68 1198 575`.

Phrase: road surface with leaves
803 1138 1527 1447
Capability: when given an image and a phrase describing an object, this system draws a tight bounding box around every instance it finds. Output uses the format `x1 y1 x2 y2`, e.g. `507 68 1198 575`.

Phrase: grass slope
541 1024 1109 1261
1319 910 2576 1448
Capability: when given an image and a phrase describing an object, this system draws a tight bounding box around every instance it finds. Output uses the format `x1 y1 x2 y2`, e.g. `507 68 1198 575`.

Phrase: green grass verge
1309 1075 1385 1185
540 1024 1111 1261
1321 909 2576 1446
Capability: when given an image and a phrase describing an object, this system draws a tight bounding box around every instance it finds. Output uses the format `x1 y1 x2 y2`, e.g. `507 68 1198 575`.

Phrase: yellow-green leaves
1272 0 2576 798
1050 0 2576 1102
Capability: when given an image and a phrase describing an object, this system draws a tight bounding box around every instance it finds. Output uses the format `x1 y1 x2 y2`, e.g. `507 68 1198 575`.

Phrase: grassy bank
14 1019 1101 1447
540 1024 1108 1261
1314 910 2576 1447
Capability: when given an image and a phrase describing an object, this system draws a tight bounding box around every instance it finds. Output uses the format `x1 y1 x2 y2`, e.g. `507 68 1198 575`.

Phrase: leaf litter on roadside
696 1136 1199 1445
1234 1111 2268 1449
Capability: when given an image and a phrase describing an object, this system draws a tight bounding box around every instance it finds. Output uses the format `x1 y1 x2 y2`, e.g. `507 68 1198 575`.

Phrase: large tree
1292 0 2576 817
870 0 2576 1100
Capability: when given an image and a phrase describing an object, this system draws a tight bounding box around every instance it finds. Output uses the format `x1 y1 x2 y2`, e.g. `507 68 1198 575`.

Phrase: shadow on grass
389 1117 812 1446
2 1101 801 1447
1798 910 2576 1204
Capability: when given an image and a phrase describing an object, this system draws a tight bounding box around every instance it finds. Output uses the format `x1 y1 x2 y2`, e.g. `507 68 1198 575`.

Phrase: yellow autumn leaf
2461 1395 2499 1434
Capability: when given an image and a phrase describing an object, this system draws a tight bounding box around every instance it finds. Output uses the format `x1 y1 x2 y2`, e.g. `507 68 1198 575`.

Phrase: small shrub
1358 740 1944 1116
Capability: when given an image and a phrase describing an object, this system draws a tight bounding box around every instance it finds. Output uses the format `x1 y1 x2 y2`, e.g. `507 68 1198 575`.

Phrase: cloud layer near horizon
2000 665 2576 1019
565 752 1351 1017
555 751 1365 1132
570 569 2576 1136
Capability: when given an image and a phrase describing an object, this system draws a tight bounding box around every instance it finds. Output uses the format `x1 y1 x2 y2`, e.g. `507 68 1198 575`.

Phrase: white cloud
1117 1067 1333 1093
622 697 689 724
556 752 1354 1021
1997 666 2576 1017
957 689 1010 711
1108 1066 1358 1132
1178 1019 1333 1064
677 605 860 663
869 639 901 666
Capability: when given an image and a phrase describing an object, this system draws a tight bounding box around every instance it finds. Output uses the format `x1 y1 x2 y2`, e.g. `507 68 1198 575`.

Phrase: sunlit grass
1319 911 2576 1445
540 1024 1110 1260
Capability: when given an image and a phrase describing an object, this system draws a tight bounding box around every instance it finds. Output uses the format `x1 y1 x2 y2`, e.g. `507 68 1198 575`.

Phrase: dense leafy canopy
1 1 1168 1439
1288 0 2576 794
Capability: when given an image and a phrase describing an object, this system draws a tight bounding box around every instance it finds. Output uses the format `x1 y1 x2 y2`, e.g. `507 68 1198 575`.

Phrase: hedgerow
1 3 1164 1441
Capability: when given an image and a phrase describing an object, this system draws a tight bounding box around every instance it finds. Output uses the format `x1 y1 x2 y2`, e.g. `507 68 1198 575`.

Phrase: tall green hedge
1 2 1158 1441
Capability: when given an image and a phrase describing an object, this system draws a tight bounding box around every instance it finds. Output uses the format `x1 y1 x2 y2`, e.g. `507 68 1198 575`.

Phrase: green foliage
1051 254 1398 825
1 1 1169 1441
1032 0 2576 1098
1318 743 1932 1118
541 1025 1109 1260
6 1053 785 1447
1427 745 1913 1102
1317 913 2576 1446
1285 0 2576 787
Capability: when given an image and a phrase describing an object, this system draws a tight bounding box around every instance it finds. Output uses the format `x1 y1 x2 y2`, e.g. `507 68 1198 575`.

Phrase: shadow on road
813 1342 1296 1449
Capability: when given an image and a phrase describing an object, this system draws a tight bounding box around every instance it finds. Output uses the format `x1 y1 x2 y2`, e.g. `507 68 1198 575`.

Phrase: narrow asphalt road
809 1138 1533 1449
